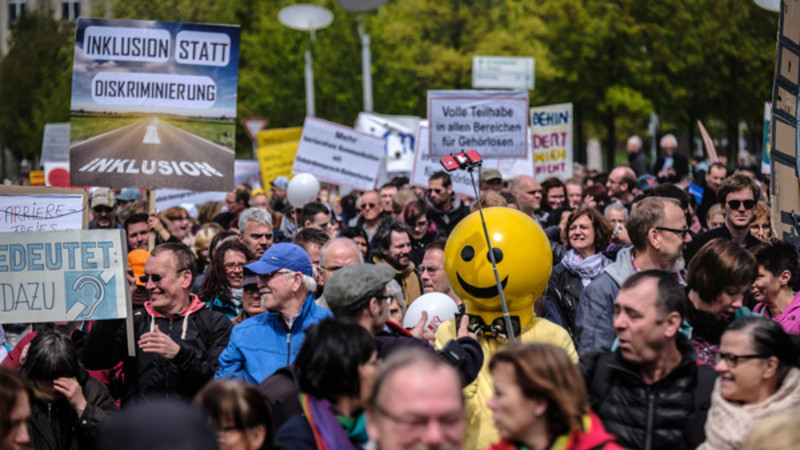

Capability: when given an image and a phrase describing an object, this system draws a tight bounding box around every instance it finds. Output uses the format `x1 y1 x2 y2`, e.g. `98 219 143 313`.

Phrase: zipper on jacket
644 390 655 450
286 333 291 365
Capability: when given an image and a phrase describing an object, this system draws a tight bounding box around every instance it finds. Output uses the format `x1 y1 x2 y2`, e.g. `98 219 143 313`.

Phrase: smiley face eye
461 246 475 262
487 248 503 263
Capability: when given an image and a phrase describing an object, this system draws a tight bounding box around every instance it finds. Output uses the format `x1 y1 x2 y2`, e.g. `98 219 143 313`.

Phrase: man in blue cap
215 243 332 384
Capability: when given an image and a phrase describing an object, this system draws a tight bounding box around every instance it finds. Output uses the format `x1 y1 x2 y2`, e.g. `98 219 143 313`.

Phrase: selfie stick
440 151 516 343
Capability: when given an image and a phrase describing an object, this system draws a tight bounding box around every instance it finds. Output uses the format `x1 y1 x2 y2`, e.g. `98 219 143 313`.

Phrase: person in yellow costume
435 207 578 450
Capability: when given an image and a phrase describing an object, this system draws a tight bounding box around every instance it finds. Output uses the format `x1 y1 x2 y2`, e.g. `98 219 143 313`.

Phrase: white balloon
286 173 320 208
403 292 459 333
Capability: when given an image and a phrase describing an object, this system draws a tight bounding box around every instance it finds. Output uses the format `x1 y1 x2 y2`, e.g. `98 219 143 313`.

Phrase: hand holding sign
139 325 181 360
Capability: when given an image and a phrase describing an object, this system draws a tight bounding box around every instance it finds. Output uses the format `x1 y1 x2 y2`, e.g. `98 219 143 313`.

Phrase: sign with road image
69 18 240 191
0 230 129 324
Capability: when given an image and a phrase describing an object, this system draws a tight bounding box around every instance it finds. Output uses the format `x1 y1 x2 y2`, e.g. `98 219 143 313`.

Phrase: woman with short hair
699 316 800 449
486 343 621 450
195 380 273 450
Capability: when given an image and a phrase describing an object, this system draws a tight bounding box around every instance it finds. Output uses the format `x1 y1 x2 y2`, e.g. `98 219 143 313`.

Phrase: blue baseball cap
245 243 313 276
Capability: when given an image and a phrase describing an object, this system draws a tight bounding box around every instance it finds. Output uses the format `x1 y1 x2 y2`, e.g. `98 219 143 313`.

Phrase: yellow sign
29 170 45 185
257 141 299 189
257 127 303 148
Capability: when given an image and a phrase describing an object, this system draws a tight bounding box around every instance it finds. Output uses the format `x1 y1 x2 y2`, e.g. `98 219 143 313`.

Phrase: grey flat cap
324 263 395 315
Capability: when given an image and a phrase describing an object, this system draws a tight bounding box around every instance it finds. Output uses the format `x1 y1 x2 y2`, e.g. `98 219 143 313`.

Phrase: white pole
358 14 373 112
305 49 314 117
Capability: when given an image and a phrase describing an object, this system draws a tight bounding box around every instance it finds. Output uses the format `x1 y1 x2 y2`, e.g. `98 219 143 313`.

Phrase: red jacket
485 413 623 450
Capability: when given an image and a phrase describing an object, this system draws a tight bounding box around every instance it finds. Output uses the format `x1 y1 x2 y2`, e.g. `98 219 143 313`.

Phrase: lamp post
337 0 389 113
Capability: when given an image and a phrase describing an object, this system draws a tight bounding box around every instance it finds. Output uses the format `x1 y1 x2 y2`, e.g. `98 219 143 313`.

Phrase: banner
355 112 421 173
293 117 385 191
155 159 261 210
69 18 240 191
258 141 299 189
41 123 70 164
0 229 128 324
0 186 88 232
427 90 528 158
257 127 302 148
530 103 573 181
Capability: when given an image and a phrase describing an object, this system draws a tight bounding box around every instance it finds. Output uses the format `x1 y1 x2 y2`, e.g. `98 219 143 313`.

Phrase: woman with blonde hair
162 206 194 247
486 343 621 450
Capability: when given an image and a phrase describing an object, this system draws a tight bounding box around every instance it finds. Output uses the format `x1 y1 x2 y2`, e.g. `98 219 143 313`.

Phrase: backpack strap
693 365 716 412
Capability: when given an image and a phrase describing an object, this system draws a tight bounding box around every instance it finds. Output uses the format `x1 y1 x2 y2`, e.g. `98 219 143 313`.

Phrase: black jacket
653 153 689 183
629 150 650 177
425 197 470 238
28 371 117 450
543 263 584 339
581 335 716 450
82 299 232 405
682 224 762 265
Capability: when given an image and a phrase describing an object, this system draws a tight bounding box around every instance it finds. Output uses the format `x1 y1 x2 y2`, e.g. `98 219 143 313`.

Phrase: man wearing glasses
83 242 233 404
215 243 331 385
419 240 460 305
315 237 363 308
576 196 692 358
88 187 120 229
683 173 762 264
426 171 469 237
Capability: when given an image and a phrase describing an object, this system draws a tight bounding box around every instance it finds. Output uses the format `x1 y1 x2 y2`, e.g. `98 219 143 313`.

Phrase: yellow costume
434 207 577 449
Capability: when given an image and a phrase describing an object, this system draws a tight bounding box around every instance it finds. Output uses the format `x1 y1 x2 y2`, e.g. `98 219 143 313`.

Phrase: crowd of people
2 133 800 450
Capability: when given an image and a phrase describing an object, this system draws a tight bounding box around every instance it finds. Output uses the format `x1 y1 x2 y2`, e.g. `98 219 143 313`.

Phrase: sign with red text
530 103 572 181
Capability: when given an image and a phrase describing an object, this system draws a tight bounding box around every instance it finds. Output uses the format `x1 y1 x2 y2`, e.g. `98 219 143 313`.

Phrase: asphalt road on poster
70 117 234 191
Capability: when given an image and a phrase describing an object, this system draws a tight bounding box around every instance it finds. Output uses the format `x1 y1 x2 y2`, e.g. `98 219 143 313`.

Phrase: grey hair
660 134 677 148
238 207 272 231
320 237 364 265
604 201 628 220
627 135 642 150
302 274 317 293
385 279 406 315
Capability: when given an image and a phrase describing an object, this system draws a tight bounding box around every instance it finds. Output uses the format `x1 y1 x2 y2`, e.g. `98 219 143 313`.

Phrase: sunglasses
427 188 443 195
139 269 186 284
93 206 113 213
655 226 690 238
727 199 756 210
361 203 377 209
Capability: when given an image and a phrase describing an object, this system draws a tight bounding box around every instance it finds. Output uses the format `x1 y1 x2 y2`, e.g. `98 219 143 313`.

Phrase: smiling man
683 173 762 264
83 243 233 404
370 219 422 305
419 240 460 305
582 270 716 450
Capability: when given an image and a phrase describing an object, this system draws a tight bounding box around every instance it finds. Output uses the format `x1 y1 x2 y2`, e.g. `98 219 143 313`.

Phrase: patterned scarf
560 250 611 287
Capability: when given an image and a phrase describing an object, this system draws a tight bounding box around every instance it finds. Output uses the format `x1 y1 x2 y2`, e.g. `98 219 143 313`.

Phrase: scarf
699 368 800 450
299 393 366 450
372 256 422 303
561 250 611 287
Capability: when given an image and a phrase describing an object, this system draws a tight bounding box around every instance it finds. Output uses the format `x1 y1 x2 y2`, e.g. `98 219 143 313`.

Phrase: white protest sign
428 90 528 158
155 159 261 210
0 229 128 324
355 112 420 174
410 126 493 197
530 103 573 181
293 117 385 191
497 129 535 180
41 123 71 163
0 187 88 232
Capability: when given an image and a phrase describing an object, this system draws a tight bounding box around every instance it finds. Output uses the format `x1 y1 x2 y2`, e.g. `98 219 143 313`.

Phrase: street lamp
278 4 334 117
337 0 389 113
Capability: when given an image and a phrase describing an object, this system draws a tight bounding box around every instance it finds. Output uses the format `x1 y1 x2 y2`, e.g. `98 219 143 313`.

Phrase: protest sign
530 103 573 181
0 229 128 324
762 102 771 175
428 90 528 158
0 186 88 232
257 127 302 148
293 117 385 191
155 159 261 210
355 112 421 173
41 123 70 164
410 126 486 197
69 18 240 191
258 141 298 189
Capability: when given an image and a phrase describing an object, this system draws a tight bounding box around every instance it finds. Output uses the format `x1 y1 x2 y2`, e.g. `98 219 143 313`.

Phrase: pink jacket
754 290 800 335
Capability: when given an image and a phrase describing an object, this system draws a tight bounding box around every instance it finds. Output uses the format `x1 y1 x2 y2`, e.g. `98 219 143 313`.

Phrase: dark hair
340 226 369 246
647 183 690 213
621 270 687 320
429 171 452 188
299 202 330 227
425 239 447 253
234 189 251 208
708 162 727 174
717 173 760 205
198 240 252 305
726 316 800 388
294 320 376 403
686 238 757 304
209 230 240 262
490 344 588 437
370 218 411 258
152 242 198 283
541 177 566 211
402 199 428 226
752 240 800 290
293 228 330 252
581 183 608 206
499 191 518 208
561 206 612 254
194 380 272 440
124 213 150 232
21 331 83 382
0 366 29 440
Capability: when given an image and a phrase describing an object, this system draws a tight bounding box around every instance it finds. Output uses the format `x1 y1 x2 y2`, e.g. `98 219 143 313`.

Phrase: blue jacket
215 293 331 385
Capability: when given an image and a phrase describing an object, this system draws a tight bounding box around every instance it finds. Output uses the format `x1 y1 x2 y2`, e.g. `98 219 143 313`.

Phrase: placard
257 127 302 148
292 117 385 191
530 103 573 181
69 18 240 191
410 126 480 197
355 112 421 173
0 186 88 232
428 90 528 158
258 141 298 189
0 229 128 324
40 123 70 163
155 159 262 210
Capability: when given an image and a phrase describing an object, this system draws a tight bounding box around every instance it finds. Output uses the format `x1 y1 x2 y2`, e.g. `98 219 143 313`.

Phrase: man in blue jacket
215 243 331 384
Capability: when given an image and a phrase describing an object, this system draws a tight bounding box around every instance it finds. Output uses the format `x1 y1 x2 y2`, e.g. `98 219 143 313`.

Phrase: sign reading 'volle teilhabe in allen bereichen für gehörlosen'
69 18 240 191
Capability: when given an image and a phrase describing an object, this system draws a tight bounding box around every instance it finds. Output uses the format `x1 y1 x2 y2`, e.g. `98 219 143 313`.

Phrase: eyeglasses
416 266 441 276
139 269 187 284
321 265 344 273
413 220 428 229
727 199 756 210
374 404 463 434
655 226 690 238
715 352 769 368
224 262 244 271
361 203 377 210
93 206 113 214
257 270 294 283
427 188 443 195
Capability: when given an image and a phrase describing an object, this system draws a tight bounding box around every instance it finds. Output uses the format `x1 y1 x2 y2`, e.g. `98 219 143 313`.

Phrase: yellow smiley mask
445 207 552 331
